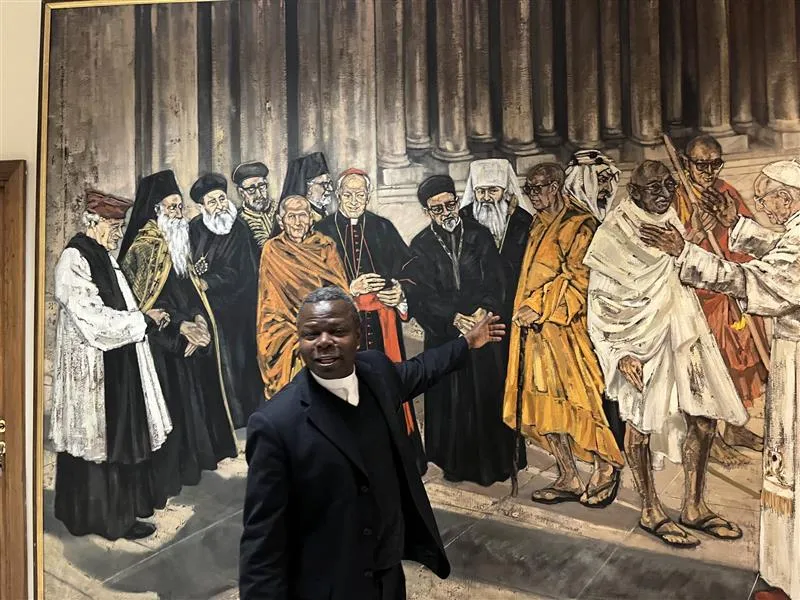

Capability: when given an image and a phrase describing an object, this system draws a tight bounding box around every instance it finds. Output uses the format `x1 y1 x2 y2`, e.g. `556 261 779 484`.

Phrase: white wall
0 0 43 597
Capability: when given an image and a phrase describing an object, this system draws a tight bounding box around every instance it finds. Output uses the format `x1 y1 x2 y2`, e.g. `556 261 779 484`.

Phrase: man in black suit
239 285 505 600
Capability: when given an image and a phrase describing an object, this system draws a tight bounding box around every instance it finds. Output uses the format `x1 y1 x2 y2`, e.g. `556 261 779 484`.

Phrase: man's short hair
526 162 565 187
686 134 722 157
81 210 101 228
335 170 373 195
278 195 312 220
299 286 360 327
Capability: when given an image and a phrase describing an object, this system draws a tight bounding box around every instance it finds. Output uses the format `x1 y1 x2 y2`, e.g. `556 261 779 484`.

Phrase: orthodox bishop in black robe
281 152 336 220
119 170 238 496
189 173 263 428
411 175 526 486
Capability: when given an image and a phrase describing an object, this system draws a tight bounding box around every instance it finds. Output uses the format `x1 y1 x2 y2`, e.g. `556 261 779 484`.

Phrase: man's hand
513 305 541 328
471 307 488 322
350 273 385 296
464 312 506 349
618 355 644 392
184 343 198 358
180 317 212 348
699 187 738 228
453 312 476 335
146 308 171 330
376 279 404 307
639 223 686 257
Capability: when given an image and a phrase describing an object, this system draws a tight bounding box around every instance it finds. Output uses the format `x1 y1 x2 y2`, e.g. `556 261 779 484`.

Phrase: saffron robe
674 178 768 406
502 206 624 467
677 211 800 597
256 231 349 398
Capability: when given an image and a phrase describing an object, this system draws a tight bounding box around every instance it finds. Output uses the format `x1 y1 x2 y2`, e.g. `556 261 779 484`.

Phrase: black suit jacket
239 337 469 600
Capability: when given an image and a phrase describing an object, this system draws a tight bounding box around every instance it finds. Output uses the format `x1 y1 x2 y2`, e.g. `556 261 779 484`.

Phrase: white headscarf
564 149 621 222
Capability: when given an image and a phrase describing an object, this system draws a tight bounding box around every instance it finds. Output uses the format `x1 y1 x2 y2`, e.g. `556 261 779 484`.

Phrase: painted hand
639 223 686 257
376 280 403 307
513 305 541 328
453 312 477 335
146 308 170 330
618 355 644 392
350 273 385 296
464 312 506 349
699 187 739 228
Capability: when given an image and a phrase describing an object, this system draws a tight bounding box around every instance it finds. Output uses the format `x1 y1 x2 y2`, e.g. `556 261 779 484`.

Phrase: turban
232 161 269 185
190 173 227 202
761 159 800 189
85 190 133 220
417 175 456 207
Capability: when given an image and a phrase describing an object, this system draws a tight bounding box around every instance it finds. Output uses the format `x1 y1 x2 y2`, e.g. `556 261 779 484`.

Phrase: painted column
565 0 601 149
599 0 624 142
466 0 495 147
531 0 560 146
403 0 431 151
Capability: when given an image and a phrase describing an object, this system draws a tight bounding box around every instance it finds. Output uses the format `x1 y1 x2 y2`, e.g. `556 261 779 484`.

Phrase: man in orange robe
256 195 349 398
674 135 767 463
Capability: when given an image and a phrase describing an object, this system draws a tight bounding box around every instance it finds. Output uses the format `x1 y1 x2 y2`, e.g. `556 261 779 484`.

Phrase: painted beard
473 199 508 246
157 212 191 278
202 201 238 235
440 215 461 232
245 196 271 213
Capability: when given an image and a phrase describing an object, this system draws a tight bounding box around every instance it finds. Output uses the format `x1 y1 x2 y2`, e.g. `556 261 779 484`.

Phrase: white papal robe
678 210 800 598
583 197 748 462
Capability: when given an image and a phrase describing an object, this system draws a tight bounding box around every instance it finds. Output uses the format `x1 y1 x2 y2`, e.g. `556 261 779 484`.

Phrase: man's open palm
464 312 506 349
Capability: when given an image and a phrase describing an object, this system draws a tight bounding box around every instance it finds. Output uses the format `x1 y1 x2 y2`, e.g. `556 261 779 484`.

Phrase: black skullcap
231 161 269 186
190 173 227 203
417 175 456 207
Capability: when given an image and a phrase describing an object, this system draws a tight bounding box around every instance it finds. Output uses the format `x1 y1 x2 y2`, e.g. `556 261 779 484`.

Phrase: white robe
583 197 747 462
678 210 800 597
50 247 171 463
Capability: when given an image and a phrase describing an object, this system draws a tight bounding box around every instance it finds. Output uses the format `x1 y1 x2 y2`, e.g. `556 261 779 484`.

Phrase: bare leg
580 455 618 506
531 433 583 502
710 432 751 468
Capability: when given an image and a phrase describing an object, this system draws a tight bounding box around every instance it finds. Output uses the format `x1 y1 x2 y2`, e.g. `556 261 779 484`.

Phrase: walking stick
511 327 529 497
662 134 771 371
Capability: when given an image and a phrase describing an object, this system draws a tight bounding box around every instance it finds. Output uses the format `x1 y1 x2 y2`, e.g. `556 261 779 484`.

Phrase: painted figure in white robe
51 190 172 540
640 159 800 600
584 160 748 549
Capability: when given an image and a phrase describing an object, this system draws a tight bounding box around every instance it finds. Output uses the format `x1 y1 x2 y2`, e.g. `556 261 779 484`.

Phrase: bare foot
640 509 700 547
710 434 750 468
580 460 619 506
681 502 742 540
722 424 764 452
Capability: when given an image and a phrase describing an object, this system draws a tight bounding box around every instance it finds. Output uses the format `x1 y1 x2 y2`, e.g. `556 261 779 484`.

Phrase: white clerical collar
350 217 359 225
311 369 360 406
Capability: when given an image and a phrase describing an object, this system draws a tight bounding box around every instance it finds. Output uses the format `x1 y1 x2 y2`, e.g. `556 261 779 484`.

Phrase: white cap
761 159 800 189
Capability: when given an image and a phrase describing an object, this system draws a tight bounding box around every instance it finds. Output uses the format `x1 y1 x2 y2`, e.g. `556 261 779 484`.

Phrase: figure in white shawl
51 190 172 541
584 160 748 549
641 159 800 599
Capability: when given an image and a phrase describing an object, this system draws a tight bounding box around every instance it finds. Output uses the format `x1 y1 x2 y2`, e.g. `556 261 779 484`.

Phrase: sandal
679 514 743 540
530 486 582 505
580 470 621 509
638 518 700 548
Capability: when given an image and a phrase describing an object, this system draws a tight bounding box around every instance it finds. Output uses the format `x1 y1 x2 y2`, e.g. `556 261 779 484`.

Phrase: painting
34 0 800 598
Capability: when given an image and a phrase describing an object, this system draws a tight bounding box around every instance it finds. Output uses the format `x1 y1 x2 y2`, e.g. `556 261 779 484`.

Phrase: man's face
754 176 795 225
630 164 677 215
474 185 505 205
160 194 184 220
686 144 724 190
524 173 560 211
337 174 369 218
595 167 617 212
297 299 360 379
307 173 333 207
201 189 230 216
238 176 271 212
93 217 125 251
425 191 461 231
281 202 312 242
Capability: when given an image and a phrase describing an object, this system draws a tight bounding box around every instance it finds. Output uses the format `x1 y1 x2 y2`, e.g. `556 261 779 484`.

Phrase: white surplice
678 210 800 597
583 197 747 463
50 247 171 463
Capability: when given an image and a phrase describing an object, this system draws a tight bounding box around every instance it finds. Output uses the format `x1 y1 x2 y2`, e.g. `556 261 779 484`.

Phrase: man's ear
779 190 793 207
627 182 640 201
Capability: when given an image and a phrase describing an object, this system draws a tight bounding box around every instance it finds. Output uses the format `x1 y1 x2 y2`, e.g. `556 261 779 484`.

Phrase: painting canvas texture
37 0 800 598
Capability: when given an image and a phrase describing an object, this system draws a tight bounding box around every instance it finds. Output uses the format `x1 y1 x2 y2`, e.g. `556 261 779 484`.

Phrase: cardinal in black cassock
189 174 263 428
410 175 526 486
315 167 427 474
119 170 238 497
280 152 336 220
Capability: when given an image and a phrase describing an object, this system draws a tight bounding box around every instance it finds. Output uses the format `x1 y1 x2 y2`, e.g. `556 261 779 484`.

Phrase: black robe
146 267 238 497
190 216 263 428
410 219 526 486
315 210 428 473
54 234 165 540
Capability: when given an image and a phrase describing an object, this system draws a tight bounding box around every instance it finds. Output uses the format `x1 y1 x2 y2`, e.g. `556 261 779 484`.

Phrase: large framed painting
34 0 800 598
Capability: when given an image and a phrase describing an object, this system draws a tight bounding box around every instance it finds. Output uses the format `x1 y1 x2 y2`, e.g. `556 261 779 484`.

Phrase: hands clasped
146 308 171 331
180 315 212 357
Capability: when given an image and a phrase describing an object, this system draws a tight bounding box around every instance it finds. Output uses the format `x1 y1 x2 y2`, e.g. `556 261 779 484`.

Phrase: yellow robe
256 231 349 398
502 204 624 467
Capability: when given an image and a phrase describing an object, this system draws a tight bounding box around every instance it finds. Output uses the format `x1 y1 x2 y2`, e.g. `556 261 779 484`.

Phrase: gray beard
474 200 508 246
202 202 237 235
441 215 461 232
157 213 191 278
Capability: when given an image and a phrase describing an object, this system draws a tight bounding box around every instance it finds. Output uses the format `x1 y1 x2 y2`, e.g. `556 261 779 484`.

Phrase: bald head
524 162 565 212
628 160 676 215
685 134 724 190
279 194 313 242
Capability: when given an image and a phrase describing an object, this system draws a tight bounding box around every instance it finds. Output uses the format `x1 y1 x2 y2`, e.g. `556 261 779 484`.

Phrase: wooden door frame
0 160 28 599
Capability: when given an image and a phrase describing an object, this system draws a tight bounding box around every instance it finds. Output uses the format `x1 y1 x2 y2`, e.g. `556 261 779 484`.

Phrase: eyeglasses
426 200 459 215
753 188 788 207
522 182 553 196
240 182 269 194
689 158 724 173
639 178 678 195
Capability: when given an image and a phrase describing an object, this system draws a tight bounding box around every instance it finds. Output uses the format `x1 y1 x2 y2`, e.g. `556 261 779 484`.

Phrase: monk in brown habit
256 195 349 398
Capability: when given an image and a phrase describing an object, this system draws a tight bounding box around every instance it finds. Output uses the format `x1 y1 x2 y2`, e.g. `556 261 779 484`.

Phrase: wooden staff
510 326 528 497
662 134 771 371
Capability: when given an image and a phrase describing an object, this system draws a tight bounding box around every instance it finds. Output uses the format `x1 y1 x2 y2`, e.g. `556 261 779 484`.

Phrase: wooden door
0 160 27 599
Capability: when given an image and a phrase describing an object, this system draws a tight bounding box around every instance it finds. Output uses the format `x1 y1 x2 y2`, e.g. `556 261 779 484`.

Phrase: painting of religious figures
34 0 800 598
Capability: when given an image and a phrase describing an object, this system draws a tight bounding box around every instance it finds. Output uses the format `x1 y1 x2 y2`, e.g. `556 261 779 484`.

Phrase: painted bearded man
281 152 336 221
232 160 280 251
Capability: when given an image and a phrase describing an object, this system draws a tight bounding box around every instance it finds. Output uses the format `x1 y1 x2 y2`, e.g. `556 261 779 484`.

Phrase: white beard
157 213 192 278
201 202 237 236
474 199 509 246
441 215 461 232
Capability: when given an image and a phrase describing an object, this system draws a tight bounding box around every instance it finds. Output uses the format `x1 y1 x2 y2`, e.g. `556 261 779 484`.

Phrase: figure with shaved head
585 160 748 549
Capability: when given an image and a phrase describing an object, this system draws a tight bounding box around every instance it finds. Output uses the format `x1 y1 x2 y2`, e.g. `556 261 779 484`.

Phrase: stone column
297 0 323 155
750 0 768 127
730 0 755 135
624 0 665 160
599 0 623 142
565 0 601 149
531 0 560 146
403 0 431 151
238 0 288 196
432 0 473 179
759 0 800 148
466 0 495 148
499 0 552 172
210 1 239 176
696 0 748 152
660 0 690 137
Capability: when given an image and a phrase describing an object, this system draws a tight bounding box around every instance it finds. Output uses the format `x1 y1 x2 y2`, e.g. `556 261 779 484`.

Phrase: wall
0 0 43 598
